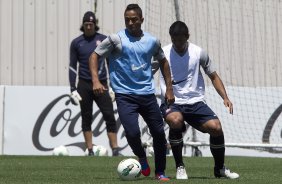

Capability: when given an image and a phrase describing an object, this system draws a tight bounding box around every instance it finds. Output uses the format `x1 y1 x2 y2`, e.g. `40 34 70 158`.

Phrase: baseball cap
83 11 96 24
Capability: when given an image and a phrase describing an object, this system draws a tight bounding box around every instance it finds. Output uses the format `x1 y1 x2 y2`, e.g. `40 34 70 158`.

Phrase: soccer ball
93 145 108 156
85 145 108 156
117 158 141 180
52 145 69 156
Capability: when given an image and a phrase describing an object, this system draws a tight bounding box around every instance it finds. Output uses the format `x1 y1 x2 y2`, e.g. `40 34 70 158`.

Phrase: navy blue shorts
160 101 218 129
115 93 165 138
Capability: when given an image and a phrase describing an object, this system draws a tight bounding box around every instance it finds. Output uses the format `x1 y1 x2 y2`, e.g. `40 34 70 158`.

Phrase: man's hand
93 81 107 95
224 98 233 115
70 90 82 105
165 87 175 106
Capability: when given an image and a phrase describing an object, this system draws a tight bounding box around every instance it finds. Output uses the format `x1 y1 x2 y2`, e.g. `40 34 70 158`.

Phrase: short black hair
169 21 189 36
125 4 143 18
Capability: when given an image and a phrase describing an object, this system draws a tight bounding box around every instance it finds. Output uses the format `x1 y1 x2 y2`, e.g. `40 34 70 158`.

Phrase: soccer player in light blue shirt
89 4 174 181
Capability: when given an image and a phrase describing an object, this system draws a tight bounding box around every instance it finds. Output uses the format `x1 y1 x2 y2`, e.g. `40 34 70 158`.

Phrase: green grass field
0 155 281 184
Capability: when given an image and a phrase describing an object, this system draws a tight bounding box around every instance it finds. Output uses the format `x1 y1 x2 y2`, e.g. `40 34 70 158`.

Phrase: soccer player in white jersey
89 4 174 181
159 21 239 180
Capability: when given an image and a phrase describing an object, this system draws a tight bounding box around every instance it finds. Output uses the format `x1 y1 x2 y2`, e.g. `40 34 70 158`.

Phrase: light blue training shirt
95 29 165 95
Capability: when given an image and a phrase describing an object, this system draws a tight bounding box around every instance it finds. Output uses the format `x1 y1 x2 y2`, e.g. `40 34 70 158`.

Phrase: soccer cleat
176 166 188 179
139 158 151 176
214 166 239 179
155 173 170 181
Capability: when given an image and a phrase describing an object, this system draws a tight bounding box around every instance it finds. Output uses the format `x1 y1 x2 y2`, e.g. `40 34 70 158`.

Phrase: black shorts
77 79 117 132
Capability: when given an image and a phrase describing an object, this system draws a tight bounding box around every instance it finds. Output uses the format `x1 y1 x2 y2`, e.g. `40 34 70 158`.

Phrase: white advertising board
2 86 282 157
3 86 131 156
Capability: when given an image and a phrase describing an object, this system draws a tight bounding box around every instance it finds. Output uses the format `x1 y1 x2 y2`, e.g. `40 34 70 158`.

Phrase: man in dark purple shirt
69 11 120 156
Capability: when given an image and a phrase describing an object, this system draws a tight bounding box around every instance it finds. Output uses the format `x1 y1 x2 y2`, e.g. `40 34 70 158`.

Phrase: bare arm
159 57 175 105
89 52 106 94
208 72 233 114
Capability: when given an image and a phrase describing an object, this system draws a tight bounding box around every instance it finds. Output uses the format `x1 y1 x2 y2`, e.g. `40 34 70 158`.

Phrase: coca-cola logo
32 94 158 153
32 94 129 152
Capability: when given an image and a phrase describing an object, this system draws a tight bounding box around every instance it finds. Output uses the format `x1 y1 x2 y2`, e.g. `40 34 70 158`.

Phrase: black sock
210 135 225 169
169 128 184 168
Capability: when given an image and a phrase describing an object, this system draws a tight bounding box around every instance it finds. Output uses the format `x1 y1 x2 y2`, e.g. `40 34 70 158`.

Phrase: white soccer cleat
176 166 188 179
214 166 239 179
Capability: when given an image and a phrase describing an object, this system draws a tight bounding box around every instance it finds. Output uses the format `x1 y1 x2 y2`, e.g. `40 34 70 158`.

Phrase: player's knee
103 111 115 121
81 114 92 131
166 116 183 129
208 120 223 136
82 122 92 131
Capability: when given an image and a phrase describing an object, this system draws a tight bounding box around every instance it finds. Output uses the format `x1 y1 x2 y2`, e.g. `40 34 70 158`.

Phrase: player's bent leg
169 129 185 167
165 111 187 179
199 119 225 168
201 120 239 179
210 134 225 172
169 128 188 179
